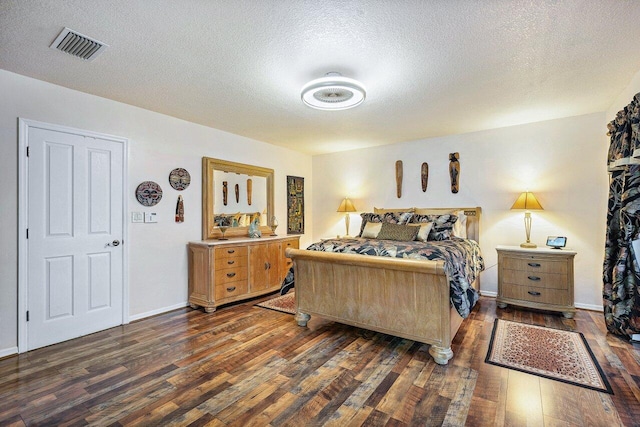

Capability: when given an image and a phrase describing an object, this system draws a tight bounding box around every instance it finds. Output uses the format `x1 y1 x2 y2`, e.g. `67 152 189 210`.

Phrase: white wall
312 113 609 310
0 70 313 356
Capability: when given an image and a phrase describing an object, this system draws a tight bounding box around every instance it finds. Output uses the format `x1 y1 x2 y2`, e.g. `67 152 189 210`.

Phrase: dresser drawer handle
226 286 236 292
227 249 235 254
227 260 235 265
527 276 541 281
226 272 236 278
528 290 541 296
528 262 541 267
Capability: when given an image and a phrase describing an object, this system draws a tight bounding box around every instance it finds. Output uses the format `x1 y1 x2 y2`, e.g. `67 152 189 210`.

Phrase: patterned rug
485 319 613 394
256 292 295 314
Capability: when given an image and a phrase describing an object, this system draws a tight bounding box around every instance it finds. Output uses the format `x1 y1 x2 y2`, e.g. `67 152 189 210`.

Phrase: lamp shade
510 192 543 211
337 197 356 212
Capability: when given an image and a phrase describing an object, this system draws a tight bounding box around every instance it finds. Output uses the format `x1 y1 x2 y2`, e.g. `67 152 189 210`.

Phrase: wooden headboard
372 207 481 242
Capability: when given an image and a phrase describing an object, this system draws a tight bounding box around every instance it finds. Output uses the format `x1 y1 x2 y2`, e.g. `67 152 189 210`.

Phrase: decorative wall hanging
287 175 304 234
168 168 191 190
449 152 460 193
247 179 252 205
223 181 228 205
421 162 429 192
395 160 403 198
135 181 163 206
235 183 240 203
175 195 184 223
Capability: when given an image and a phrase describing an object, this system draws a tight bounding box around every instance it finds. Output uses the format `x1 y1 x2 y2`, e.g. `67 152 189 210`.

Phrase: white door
26 126 125 350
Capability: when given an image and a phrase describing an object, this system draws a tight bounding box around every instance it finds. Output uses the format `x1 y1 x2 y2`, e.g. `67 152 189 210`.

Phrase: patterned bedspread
280 237 484 318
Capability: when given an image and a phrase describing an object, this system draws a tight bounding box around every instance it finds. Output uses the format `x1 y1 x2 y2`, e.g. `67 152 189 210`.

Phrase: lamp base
520 242 537 248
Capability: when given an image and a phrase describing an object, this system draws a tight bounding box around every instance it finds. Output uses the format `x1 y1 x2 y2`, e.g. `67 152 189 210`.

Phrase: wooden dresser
496 245 576 318
188 235 300 312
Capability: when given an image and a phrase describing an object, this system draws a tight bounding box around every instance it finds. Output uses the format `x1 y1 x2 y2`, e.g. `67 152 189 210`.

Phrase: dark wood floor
1 295 639 426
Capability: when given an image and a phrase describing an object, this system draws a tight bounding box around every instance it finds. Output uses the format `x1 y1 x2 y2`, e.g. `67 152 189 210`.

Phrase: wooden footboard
286 248 465 365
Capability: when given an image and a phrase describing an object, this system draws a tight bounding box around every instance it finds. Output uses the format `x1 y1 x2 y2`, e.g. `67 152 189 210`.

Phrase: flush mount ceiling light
301 72 366 111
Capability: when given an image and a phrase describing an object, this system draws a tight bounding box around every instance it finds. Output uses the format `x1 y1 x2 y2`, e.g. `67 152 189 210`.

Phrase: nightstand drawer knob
528 262 541 267
528 290 541 296
527 276 541 281
226 286 236 292
227 272 236 278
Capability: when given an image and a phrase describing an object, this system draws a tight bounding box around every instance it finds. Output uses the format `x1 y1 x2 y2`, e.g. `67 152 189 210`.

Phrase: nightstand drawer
501 284 570 306
501 256 567 275
501 269 568 290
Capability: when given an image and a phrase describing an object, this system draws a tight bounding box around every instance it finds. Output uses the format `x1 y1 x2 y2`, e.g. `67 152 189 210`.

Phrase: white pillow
361 222 383 238
452 210 467 238
410 222 433 242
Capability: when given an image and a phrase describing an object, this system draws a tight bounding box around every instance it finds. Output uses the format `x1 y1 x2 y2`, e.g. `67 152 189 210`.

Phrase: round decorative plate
169 168 191 190
136 181 163 206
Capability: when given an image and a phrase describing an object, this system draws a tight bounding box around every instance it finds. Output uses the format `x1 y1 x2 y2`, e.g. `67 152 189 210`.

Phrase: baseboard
0 346 18 359
574 302 603 312
129 301 188 322
479 290 497 297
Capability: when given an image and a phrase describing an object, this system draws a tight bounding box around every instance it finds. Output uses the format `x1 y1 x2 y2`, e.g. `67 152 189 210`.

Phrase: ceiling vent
50 27 108 61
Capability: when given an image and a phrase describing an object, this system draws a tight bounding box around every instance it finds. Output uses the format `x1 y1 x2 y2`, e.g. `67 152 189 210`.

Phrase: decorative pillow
452 210 467 238
361 222 383 238
358 212 414 236
409 222 433 242
409 214 458 241
376 223 419 241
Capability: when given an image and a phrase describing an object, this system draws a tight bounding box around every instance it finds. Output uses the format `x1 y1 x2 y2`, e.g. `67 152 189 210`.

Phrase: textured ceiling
2 0 640 155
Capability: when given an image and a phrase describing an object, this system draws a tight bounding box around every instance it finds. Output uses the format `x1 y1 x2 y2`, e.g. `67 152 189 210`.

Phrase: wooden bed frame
285 207 481 365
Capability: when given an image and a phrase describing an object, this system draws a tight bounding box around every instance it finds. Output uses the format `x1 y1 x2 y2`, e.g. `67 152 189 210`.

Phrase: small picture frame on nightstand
546 236 567 249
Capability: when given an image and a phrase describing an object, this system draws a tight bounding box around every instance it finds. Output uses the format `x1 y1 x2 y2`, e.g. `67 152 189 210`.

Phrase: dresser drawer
215 266 248 285
215 246 247 259
501 256 567 275
215 280 249 300
501 284 570 306
214 255 247 270
501 269 568 290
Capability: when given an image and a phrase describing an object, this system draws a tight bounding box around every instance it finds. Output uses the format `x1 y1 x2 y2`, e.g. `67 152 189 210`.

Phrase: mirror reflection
202 157 274 240
213 171 267 227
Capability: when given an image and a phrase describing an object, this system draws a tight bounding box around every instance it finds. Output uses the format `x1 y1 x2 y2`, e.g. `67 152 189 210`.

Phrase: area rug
485 319 613 394
256 292 295 314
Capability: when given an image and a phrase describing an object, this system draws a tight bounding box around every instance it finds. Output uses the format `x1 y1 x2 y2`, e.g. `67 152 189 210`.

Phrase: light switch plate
131 212 144 223
144 212 157 223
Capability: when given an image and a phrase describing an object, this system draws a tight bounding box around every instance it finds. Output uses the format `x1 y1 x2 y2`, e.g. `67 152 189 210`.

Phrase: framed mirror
202 157 274 240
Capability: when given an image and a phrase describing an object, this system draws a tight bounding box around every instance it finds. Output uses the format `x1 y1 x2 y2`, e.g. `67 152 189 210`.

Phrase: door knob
106 240 121 247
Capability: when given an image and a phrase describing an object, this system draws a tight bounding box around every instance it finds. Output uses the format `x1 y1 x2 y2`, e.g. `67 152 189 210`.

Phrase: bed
283 207 483 365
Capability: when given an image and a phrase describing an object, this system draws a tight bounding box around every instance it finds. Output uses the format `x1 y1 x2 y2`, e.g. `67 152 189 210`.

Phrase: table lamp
337 197 357 237
511 191 543 248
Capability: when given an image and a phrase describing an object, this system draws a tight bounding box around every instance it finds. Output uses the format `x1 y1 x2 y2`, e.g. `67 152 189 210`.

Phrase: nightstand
496 245 576 318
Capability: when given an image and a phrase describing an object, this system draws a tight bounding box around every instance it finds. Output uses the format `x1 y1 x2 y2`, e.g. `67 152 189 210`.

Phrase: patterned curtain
603 93 640 336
